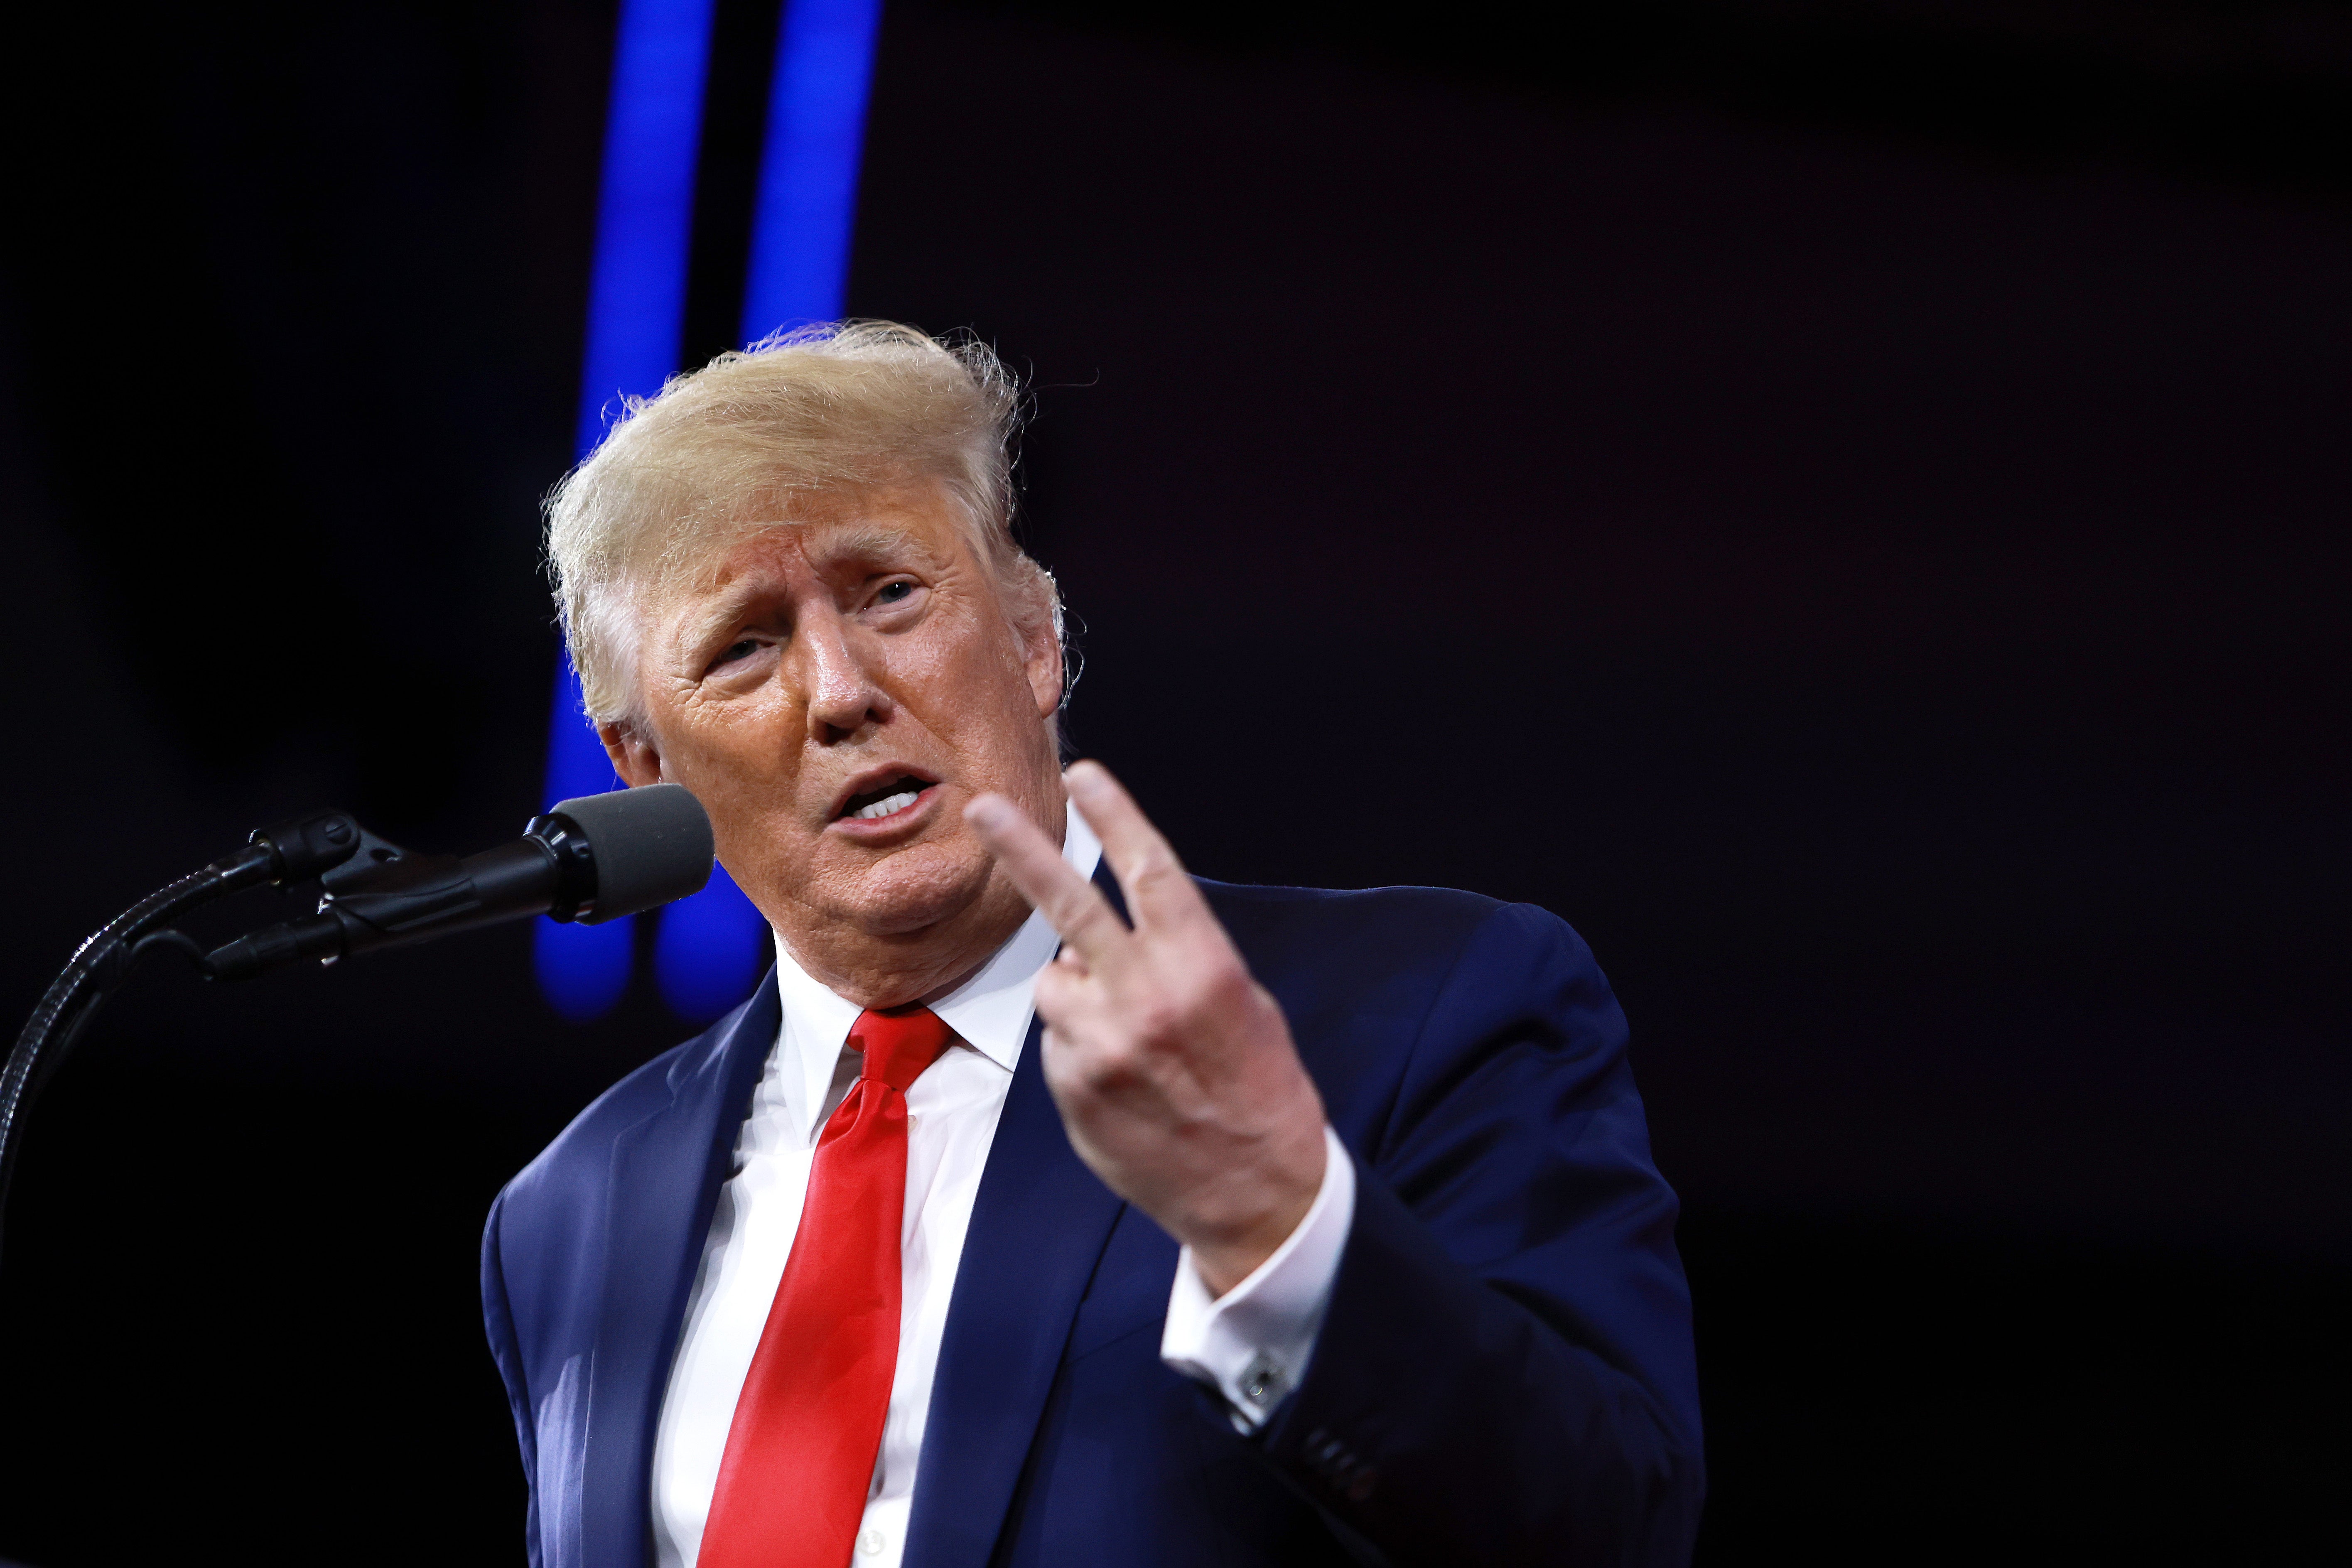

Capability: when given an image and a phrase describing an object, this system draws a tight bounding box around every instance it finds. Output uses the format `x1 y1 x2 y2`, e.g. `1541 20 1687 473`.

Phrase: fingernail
965 795 1013 830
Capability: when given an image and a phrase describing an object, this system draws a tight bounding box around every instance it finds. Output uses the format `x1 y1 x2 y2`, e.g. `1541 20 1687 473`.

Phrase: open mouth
835 773 937 822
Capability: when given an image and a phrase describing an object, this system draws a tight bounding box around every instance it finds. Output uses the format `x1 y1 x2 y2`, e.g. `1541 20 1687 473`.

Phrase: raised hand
965 762 1329 1295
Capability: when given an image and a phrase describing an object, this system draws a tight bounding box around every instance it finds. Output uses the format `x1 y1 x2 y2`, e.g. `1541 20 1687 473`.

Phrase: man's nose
795 610 891 741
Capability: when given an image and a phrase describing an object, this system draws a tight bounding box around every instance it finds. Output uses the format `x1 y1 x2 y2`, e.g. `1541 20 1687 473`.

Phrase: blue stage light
542 0 885 1022
741 0 884 341
573 0 719 456
538 0 719 1021
653 0 885 1021
656 860 773 1022
651 864 773 1024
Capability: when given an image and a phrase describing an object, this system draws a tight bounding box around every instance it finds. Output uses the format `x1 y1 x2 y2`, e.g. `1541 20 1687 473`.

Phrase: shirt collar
766 807 1105 1141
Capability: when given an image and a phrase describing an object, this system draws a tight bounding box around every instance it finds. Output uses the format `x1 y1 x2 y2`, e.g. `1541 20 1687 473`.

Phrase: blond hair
544 320 1058 727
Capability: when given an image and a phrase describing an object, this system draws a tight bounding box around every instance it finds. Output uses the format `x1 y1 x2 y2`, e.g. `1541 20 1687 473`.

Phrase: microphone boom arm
206 828 586 982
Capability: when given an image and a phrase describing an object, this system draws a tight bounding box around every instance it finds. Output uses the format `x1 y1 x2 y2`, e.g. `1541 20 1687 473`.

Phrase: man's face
605 483 1064 984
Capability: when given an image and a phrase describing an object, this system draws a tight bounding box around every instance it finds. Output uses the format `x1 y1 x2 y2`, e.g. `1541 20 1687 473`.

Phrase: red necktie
698 1007 955 1568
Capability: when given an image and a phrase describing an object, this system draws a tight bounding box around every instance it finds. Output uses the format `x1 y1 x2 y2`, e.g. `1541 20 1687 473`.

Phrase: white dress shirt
651 811 1356 1568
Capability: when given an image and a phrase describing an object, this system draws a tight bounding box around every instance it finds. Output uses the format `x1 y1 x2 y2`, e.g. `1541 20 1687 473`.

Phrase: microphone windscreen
550 784 716 923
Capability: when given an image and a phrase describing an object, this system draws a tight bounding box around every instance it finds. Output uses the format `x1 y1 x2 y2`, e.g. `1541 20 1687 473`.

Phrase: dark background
2 1 2346 1562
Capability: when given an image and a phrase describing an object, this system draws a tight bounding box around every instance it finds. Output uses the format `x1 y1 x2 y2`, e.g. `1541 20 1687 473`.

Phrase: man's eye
712 639 759 669
874 581 915 605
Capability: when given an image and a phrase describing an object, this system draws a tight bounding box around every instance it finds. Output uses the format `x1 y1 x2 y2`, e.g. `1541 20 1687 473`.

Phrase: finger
1064 761 1219 941
965 792 1134 969
1031 952 1093 1028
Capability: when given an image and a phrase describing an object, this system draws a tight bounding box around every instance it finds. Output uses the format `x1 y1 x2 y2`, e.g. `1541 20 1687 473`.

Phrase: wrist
1182 1131 1328 1296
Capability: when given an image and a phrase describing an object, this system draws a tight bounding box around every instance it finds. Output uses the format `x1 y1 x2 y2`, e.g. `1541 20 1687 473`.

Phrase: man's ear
600 721 665 788
1021 609 1065 721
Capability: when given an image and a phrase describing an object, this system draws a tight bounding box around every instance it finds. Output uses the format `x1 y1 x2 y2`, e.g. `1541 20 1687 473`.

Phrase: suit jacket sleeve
1253 900 1703 1566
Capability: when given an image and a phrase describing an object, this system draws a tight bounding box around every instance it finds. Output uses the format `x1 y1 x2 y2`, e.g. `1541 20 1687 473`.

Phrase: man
483 321 1702 1568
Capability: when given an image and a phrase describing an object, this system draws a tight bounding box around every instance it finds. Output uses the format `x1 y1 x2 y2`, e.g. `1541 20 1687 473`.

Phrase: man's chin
827 842 997 938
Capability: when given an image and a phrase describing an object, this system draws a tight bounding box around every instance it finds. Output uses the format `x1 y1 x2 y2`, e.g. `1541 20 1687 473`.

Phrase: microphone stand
0 810 383 1264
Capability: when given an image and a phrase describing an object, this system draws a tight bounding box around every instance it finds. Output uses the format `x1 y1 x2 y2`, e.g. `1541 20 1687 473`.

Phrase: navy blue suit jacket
482 876 1703 1567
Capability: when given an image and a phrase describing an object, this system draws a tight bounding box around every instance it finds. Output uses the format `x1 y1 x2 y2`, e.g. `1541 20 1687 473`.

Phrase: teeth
853 789 920 821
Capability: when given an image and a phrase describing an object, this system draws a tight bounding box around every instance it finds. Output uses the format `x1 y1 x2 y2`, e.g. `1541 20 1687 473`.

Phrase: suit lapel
579 972 782 1568
901 862 1132 1568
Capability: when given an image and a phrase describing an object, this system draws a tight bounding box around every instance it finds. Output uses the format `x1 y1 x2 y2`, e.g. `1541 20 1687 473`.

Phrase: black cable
130 929 217 977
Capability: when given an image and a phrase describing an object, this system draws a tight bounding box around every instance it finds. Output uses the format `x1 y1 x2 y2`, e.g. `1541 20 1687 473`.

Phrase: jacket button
1302 1430 1342 1475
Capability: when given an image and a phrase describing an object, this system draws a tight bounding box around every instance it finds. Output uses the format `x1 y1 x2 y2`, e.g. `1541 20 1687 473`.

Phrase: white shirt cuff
1159 1124 1355 1430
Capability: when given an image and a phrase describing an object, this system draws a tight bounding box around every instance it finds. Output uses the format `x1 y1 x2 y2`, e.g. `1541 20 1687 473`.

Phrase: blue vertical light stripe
538 0 720 1021
574 0 721 454
739 0 885 341
653 0 885 1021
653 859 772 1021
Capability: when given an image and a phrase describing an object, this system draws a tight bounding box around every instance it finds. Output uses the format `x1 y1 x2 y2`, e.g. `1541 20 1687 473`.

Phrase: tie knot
848 1007 953 1093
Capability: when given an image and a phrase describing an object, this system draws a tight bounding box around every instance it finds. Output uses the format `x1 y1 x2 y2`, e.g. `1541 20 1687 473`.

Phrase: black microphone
205 784 714 982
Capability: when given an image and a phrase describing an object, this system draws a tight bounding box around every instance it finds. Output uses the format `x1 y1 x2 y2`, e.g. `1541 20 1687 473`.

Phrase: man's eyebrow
672 582 765 655
798 521 938 570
